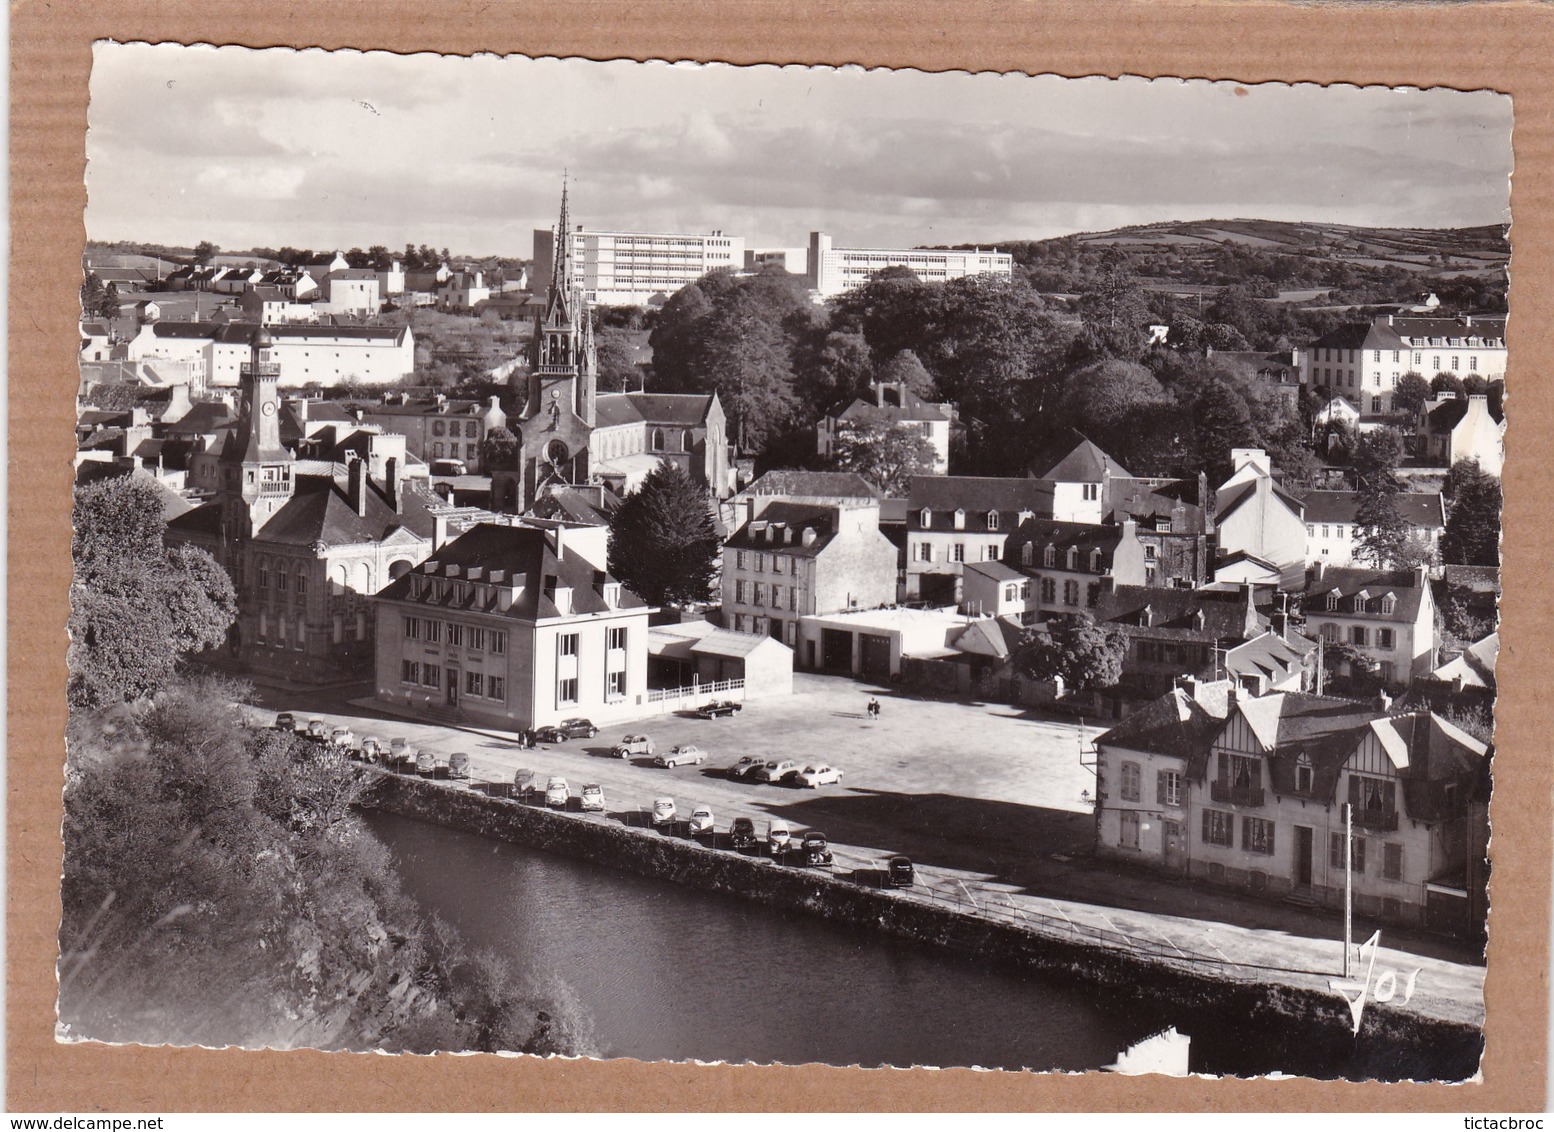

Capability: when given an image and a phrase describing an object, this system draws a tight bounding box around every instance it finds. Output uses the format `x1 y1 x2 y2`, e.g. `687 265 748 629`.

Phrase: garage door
920 573 957 605
860 634 892 680
821 628 853 671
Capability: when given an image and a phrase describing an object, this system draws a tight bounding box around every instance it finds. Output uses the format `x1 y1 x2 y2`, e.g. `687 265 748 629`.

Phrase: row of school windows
431 442 479 461
399 660 507 702
431 420 481 438
403 616 508 654
1316 621 1399 650
915 542 1002 564
1319 346 1488 369
731 580 808 611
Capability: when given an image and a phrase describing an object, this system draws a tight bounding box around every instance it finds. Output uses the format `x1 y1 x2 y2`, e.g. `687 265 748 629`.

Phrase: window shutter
1201 809 1211 842
1267 822 1275 855
1242 816 1251 846
1156 770 1167 805
1384 780 1396 812
1348 775 1361 809
1217 751 1229 784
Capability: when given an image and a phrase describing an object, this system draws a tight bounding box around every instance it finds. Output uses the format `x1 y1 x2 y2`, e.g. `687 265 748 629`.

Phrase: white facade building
807 231 1013 298
1300 314 1507 415
532 226 745 306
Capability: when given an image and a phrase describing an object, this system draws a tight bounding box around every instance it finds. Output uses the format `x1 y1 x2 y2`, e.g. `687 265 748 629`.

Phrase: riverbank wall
364 771 1483 1080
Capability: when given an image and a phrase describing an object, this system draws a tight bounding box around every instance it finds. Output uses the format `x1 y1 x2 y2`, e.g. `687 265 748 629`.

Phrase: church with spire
494 181 735 513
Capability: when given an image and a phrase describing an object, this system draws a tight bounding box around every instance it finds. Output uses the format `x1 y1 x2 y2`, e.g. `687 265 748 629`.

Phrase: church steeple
530 178 596 428
218 326 295 539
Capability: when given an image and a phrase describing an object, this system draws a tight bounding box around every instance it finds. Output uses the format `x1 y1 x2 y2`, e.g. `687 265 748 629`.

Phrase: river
364 810 1148 1071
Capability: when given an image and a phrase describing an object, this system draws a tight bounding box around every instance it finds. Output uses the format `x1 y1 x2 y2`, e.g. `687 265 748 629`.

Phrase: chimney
1227 684 1241 707
1376 690 1393 714
1412 564 1428 587
348 457 368 517
1272 610 1289 640
552 525 565 561
1242 582 1259 638
1100 574 1117 595
432 513 449 550
385 456 401 513
1387 314 1394 326
488 395 501 410
292 397 309 423
1310 560 1326 584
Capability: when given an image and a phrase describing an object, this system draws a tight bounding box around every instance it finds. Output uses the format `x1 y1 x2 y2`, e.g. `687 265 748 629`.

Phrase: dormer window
1381 593 1397 615
1325 591 1341 612
1351 592 1368 613
1296 755 1314 793
1043 545 1056 568
1017 510 1033 525
987 511 1000 531
919 508 932 528
953 509 966 531
1139 605 1153 628
1193 609 1206 630
1090 548 1102 573
1021 542 1033 567
1066 546 1079 570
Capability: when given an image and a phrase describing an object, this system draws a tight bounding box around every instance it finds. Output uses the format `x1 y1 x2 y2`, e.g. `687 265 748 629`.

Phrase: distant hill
952 218 1508 313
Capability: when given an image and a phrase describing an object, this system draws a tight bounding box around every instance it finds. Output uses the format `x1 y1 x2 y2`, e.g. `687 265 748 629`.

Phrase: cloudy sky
87 44 1512 259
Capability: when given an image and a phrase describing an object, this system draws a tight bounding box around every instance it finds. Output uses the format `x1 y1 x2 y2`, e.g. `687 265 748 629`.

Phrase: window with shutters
1350 626 1368 647
1242 816 1275 855
1120 761 1140 801
1383 842 1404 881
951 543 965 563
1330 832 1367 873
1202 809 1234 847
1040 578 1056 603
1043 545 1056 568
1063 580 1079 606
1119 811 1140 850
1157 769 1182 808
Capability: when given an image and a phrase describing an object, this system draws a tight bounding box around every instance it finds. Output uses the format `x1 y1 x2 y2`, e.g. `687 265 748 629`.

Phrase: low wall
364 772 1483 1080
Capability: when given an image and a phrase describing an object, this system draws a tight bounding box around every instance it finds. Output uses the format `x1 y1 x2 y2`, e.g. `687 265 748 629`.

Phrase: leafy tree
875 349 937 400
79 271 120 320
607 460 720 608
795 328 873 419
1352 428 1408 567
193 241 219 264
828 418 938 495
69 475 238 709
1185 375 1258 485
480 426 519 473
594 328 640 393
1392 372 1432 420
1431 372 1467 400
1014 613 1127 694
61 673 594 1053
1075 250 1152 359
1440 458 1502 566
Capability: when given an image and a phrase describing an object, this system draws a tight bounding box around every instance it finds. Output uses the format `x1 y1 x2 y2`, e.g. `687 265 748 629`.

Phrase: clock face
260 401 277 417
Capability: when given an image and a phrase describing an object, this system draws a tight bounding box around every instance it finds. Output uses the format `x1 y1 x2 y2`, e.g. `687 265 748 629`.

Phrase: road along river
364 808 1143 1071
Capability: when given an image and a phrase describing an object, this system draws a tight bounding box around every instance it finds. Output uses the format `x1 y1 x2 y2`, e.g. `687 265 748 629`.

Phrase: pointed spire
552 172 573 299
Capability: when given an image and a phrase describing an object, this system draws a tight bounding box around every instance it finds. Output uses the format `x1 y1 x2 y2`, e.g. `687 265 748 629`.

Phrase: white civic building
532 226 745 306
806 231 1013 297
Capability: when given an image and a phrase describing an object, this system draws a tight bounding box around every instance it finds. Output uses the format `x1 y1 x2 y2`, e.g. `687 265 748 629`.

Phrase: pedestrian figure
868 697 880 720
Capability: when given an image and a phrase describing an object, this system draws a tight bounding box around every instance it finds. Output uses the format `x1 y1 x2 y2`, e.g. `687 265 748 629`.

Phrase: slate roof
594 395 646 428
1304 565 1427 622
908 476 1056 530
1004 518 1126 565
1432 632 1498 689
626 392 713 427
834 384 948 423
743 470 882 500
1030 434 1132 482
1097 687 1230 762
1442 565 1500 594
1226 629 1316 687
1214 476 1305 524
1298 490 1445 528
1094 584 1265 642
726 502 842 557
377 522 648 621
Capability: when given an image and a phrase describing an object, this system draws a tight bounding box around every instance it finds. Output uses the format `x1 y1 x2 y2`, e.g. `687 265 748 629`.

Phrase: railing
646 678 745 704
1353 808 1400 833
1210 782 1266 808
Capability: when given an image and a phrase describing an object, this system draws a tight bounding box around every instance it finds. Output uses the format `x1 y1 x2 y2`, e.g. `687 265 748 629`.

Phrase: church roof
1030 433 1132 482
593 395 645 428
249 474 439 548
626 392 714 426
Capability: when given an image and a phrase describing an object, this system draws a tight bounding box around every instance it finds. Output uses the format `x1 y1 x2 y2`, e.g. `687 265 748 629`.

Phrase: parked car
514 768 537 801
752 759 799 784
329 726 357 750
696 700 742 719
305 718 330 742
723 755 765 779
650 797 677 830
729 817 757 852
429 458 468 477
545 776 570 809
415 751 436 777
389 737 412 770
447 752 470 780
274 712 299 732
687 806 716 838
767 819 792 859
794 764 844 788
359 736 385 762
580 783 605 812
557 717 598 739
887 855 915 888
800 832 834 868
655 744 708 768
612 734 654 758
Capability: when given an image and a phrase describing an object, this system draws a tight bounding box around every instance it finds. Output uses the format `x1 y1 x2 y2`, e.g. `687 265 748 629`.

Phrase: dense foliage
827 419 938 495
1441 459 1503 567
69 476 238 710
607 460 721 608
61 678 594 1054
1014 613 1128 694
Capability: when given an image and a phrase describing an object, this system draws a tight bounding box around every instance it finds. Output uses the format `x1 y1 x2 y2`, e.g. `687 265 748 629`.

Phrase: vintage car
654 745 708 768
800 832 834 869
695 700 742 719
611 734 655 758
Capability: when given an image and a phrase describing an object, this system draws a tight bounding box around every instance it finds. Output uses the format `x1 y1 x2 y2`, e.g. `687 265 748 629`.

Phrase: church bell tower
218 327 295 541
